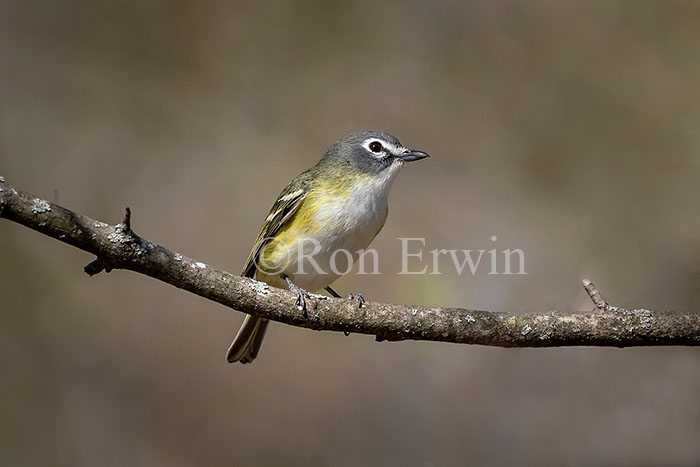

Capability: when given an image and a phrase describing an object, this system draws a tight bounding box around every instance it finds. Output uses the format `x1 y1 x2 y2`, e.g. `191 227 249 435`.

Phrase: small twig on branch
1 176 700 348
84 258 109 276
582 278 610 311
83 207 132 276
122 206 131 230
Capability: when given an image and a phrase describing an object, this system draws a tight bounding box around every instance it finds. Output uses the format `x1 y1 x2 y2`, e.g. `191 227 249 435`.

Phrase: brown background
1 1 699 466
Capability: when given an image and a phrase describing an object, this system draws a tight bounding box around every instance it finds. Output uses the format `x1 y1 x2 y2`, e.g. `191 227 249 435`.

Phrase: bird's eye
369 141 383 153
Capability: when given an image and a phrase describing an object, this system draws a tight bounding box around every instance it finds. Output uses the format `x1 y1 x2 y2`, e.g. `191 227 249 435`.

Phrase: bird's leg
283 275 311 317
324 286 342 298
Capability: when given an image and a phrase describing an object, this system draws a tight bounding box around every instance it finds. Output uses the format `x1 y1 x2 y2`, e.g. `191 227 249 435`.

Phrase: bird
226 130 429 363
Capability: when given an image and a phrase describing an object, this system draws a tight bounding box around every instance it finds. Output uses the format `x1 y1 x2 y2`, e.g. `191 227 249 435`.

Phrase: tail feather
226 315 269 363
239 319 269 363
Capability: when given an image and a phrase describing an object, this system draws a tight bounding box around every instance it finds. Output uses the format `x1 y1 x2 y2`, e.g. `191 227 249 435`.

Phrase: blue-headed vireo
227 130 429 363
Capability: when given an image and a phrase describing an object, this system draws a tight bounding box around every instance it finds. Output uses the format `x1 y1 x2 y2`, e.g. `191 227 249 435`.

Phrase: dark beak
399 149 430 162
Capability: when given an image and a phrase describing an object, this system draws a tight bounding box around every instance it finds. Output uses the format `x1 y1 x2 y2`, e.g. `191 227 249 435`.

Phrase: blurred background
1 1 700 465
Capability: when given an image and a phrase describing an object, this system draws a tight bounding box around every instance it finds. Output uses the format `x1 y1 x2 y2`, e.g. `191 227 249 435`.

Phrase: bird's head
322 130 429 178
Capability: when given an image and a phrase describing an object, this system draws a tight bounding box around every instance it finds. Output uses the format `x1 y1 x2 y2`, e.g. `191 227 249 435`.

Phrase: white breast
316 163 403 246
287 165 403 291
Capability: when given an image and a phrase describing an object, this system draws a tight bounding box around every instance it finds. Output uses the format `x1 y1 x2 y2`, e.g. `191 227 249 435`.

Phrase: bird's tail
226 315 269 363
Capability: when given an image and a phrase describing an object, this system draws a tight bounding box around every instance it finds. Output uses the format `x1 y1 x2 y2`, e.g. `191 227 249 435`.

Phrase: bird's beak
399 149 430 162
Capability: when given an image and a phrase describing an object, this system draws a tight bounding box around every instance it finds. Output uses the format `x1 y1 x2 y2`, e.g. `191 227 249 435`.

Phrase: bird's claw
284 275 311 318
294 290 314 318
295 291 307 312
348 293 365 308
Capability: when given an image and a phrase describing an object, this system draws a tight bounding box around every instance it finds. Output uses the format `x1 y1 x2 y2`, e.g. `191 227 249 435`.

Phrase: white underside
258 163 403 291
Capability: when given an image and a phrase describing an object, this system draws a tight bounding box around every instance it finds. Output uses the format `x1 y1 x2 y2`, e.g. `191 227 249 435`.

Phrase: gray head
320 130 429 176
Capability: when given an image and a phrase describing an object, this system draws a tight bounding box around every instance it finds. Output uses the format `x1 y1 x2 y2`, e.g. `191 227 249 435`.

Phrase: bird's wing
240 177 311 278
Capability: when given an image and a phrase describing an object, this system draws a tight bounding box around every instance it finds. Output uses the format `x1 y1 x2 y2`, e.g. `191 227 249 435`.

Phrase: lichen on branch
2 176 699 348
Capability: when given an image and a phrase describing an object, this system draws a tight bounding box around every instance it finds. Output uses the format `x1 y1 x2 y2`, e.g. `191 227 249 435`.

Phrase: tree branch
2 176 699 347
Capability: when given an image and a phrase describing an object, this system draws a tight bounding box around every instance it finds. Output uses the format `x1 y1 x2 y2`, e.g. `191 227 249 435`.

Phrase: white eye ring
361 137 403 158
362 138 389 158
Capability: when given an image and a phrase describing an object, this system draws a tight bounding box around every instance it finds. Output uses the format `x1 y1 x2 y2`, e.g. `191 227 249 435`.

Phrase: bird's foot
283 275 312 317
348 293 365 308
324 285 364 308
